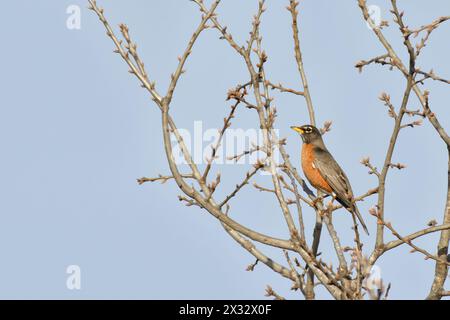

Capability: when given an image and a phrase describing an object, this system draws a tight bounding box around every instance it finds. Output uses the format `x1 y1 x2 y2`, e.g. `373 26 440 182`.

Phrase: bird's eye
305 127 312 133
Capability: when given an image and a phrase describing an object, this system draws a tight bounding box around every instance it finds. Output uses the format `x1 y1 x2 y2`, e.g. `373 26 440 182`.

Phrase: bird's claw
312 195 324 208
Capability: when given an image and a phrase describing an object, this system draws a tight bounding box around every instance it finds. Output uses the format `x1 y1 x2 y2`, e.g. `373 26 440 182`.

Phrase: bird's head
290 125 322 144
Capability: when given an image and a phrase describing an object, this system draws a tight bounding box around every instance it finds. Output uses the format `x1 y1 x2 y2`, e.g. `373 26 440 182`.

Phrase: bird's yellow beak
290 126 304 134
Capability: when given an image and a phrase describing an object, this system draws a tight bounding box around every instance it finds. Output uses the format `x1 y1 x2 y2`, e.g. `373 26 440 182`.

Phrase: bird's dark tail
351 204 369 235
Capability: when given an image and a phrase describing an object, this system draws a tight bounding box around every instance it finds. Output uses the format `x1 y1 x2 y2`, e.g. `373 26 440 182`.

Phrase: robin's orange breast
301 143 333 193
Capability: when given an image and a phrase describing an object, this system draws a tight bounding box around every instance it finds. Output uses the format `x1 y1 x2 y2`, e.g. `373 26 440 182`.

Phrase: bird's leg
323 193 337 218
315 192 338 219
328 193 337 207
320 192 336 216
312 194 329 209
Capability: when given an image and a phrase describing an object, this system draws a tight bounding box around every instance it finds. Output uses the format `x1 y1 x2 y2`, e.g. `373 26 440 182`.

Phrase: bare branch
381 219 450 266
219 160 265 208
287 0 315 125
165 0 221 104
222 221 296 282
415 69 450 85
319 121 332 135
88 0 162 104
265 285 285 300
203 99 240 181
137 174 194 185
379 92 397 119
266 81 304 96
383 223 450 253
360 157 380 177
355 54 391 73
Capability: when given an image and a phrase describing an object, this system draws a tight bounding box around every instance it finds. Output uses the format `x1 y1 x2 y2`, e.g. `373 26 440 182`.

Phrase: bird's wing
313 147 370 235
312 147 354 207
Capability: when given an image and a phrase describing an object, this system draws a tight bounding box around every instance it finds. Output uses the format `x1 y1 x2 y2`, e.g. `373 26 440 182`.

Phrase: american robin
291 125 369 235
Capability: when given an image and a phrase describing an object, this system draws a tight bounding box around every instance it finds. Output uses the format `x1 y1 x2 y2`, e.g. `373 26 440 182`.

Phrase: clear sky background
0 0 449 299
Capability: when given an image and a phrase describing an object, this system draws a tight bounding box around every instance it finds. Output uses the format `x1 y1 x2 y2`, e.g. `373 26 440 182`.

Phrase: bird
290 124 369 235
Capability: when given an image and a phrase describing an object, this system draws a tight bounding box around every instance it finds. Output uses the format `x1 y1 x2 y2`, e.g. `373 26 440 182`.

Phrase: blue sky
0 0 449 299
